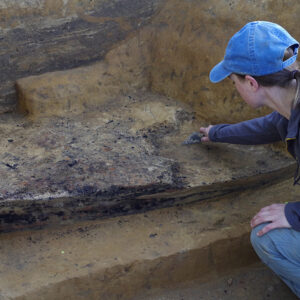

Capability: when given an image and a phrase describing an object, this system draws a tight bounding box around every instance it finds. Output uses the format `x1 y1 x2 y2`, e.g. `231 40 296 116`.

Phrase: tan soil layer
0 179 299 299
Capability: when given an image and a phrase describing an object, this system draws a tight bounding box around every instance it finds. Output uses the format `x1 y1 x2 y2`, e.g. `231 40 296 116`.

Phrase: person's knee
250 223 275 263
250 223 265 249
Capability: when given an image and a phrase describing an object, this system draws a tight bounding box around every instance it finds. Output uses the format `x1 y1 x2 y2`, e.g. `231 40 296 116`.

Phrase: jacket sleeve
285 202 300 231
208 111 284 145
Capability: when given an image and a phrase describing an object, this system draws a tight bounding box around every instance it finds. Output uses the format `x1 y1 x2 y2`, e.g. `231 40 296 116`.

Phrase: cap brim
209 61 232 83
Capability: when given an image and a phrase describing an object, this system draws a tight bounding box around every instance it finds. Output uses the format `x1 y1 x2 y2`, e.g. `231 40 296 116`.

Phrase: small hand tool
182 132 204 145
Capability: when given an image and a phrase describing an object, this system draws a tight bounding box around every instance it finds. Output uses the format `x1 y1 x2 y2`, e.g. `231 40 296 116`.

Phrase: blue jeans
251 223 300 298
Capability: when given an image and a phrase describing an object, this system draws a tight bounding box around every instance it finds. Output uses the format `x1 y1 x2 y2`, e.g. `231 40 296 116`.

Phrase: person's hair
235 46 300 88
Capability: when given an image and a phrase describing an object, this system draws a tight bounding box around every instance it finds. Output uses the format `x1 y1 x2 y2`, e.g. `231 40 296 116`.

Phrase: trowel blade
182 132 204 145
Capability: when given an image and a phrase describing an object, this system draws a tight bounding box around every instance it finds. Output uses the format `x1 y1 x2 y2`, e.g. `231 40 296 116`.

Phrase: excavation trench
0 0 296 232
0 54 295 232
0 51 297 299
0 0 299 299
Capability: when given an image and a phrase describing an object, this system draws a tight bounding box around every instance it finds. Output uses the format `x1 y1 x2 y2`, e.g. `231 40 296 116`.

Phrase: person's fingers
257 222 278 236
251 209 272 221
199 127 208 135
259 203 280 212
199 129 207 141
258 206 270 213
251 203 291 233
251 214 273 228
201 136 210 143
258 205 275 213
251 204 285 227
200 126 213 142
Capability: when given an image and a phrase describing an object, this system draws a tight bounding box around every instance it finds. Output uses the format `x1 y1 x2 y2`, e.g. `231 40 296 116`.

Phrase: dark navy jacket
209 107 300 231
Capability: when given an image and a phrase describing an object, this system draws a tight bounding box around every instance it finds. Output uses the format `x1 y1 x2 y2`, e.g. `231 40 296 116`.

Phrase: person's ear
245 75 259 91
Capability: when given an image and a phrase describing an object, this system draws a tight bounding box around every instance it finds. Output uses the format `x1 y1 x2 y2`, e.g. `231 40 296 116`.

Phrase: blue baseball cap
209 21 299 83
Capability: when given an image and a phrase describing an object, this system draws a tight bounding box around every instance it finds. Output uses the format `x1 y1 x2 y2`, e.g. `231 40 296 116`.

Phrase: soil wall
1 1 300 123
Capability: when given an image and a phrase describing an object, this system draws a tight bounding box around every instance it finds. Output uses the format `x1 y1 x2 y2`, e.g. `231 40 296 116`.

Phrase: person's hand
250 204 291 236
199 125 213 142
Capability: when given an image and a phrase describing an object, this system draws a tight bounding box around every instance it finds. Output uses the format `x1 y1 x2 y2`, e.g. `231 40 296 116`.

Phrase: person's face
229 74 262 108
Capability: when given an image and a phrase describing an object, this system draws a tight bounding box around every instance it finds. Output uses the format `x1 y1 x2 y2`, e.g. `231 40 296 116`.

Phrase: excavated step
0 39 292 232
0 179 298 300
0 90 295 232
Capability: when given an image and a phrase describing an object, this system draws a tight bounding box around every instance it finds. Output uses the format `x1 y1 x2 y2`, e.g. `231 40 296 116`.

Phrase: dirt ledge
0 91 296 232
0 179 299 299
